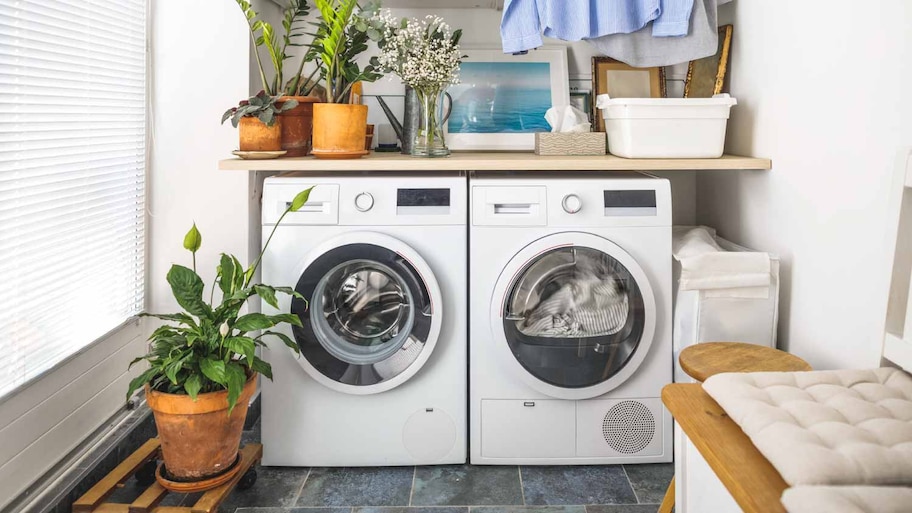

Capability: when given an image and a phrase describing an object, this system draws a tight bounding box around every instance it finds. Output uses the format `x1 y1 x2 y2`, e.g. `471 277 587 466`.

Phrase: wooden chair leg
658 475 675 513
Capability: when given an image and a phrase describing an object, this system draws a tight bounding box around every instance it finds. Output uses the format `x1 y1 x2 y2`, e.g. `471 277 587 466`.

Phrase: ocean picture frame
445 46 570 151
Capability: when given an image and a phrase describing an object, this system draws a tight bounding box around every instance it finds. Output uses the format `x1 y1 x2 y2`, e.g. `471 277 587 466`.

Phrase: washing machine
260 172 467 466
470 171 672 465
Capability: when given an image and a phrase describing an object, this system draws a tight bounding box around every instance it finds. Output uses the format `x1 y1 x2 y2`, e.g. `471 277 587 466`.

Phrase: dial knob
562 194 582 214
354 192 374 212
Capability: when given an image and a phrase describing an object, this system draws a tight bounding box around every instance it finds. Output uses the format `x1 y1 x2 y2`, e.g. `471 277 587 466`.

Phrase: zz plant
312 0 383 103
127 188 314 413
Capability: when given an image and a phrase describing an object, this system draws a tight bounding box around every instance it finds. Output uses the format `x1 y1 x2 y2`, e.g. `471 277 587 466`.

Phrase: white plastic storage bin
673 237 780 383
599 95 737 158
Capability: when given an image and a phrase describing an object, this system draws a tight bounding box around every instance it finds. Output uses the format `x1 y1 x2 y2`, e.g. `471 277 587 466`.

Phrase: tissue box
534 132 606 156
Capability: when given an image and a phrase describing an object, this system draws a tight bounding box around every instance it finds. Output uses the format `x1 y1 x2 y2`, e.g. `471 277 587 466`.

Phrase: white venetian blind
0 0 146 398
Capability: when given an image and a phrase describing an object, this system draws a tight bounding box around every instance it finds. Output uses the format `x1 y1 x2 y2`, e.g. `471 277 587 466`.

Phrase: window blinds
0 0 146 398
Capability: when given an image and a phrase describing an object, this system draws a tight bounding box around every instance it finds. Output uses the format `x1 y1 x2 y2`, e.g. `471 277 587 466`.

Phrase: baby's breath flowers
357 7 464 157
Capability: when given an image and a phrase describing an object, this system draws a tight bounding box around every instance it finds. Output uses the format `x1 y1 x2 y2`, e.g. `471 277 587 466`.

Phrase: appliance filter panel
601 400 656 454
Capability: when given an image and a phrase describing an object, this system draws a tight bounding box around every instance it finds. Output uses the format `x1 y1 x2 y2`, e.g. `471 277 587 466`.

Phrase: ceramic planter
278 96 320 157
145 374 257 489
239 117 282 152
312 103 369 159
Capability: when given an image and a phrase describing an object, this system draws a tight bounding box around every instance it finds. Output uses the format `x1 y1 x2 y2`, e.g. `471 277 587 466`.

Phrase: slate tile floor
109 418 671 513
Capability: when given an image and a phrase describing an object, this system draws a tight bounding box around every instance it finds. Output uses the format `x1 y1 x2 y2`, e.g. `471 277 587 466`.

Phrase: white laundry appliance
470 172 673 465
260 173 467 466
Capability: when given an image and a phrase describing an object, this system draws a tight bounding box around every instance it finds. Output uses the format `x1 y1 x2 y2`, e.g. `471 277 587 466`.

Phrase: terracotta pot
239 117 282 152
312 103 369 159
145 374 257 483
278 96 320 157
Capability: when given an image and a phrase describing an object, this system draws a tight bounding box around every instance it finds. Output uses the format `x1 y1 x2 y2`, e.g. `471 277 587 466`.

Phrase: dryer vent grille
602 400 655 454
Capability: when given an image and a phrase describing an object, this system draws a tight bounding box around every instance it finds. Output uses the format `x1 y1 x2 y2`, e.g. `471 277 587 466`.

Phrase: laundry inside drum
508 247 633 340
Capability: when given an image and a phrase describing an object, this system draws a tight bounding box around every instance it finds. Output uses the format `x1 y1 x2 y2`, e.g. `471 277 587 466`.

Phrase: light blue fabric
501 0 695 54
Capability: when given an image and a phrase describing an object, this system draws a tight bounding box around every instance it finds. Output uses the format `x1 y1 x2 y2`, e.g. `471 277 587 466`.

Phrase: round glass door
290 234 442 395
491 233 657 400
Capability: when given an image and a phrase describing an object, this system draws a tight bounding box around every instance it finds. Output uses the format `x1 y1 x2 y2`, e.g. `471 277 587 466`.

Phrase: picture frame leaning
445 46 570 151
591 57 666 132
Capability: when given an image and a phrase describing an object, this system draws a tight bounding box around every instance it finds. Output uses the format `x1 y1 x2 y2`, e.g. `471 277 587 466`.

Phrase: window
0 0 146 399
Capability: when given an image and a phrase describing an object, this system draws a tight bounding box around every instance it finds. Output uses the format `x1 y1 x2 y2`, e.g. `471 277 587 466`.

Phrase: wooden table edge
663 383 788 513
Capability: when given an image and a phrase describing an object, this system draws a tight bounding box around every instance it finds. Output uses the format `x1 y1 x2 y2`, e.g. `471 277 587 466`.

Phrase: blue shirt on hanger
501 0 695 54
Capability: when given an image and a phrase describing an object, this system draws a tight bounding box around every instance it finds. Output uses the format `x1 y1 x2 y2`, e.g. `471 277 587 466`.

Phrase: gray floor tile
219 466 310 511
356 508 467 513
289 509 355 513
621 464 673 504
234 508 287 513
297 467 414 507
586 506 658 513
472 507 587 513
520 466 637 506
412 465 523 506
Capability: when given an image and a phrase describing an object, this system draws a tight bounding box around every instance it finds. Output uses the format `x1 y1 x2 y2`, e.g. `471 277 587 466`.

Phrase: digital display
397 188 450 207
603 190 656 208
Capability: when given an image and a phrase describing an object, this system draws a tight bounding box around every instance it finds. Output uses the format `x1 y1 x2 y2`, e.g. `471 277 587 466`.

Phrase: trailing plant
312 0 383 103
221 90 298 128
127 188 314 413
233 0 320 97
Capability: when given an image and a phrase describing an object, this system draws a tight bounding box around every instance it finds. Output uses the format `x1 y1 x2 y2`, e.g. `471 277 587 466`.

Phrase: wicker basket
534 132 606 156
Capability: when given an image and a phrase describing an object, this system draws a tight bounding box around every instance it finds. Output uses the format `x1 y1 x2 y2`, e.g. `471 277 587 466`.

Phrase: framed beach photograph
445 46 570 151
591 57 666 132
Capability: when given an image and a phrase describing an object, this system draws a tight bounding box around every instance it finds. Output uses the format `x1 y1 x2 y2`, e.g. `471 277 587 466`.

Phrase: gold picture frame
684 24 733 98
591 57 666 132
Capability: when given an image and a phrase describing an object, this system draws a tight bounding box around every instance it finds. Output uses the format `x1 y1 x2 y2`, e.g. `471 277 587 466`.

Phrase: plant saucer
232 150 287 160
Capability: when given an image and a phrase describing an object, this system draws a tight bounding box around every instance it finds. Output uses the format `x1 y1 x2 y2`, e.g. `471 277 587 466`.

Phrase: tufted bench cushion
702 368 912 486
781 486 912 513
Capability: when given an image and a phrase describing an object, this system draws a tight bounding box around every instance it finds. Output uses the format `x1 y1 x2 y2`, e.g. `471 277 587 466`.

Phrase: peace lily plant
127 187 313 413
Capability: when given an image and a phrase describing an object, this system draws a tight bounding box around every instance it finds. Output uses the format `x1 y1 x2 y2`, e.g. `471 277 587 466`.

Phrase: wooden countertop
663 383 788 513
219 152 772 172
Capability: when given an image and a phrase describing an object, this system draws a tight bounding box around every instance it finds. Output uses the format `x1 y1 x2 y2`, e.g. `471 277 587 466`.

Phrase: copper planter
278 95 320 157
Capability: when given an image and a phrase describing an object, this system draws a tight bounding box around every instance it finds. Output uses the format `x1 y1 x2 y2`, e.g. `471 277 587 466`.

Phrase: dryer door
291 232 443 395
490 232 657 400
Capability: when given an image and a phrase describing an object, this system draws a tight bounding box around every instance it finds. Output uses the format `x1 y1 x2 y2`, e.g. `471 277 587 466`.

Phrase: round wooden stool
679 341 813 382
657 342 812 513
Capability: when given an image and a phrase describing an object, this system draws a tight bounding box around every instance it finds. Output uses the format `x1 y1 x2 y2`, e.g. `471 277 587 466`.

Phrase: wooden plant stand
73 439 262 513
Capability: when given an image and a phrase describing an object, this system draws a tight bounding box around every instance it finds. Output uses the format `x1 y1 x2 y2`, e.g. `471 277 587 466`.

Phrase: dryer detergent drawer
481 399 575 458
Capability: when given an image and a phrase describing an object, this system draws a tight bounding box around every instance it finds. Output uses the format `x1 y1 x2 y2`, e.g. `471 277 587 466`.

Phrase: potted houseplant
222 90 298 152
126 188 312 490
310 0 383 159
234 0 324 156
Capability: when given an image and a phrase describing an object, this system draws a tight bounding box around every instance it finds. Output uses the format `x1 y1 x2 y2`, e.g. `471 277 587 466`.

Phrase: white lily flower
219 322 230 337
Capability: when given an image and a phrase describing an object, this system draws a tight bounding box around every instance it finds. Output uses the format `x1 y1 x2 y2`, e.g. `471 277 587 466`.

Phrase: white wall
696 2 912 369
150 0 252 314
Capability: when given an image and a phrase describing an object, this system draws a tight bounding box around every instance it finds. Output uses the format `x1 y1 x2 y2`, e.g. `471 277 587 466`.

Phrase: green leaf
234 312 275 332
254 284 279 309
260 330 299 353
184 374 202 400
166 265 212 318
225 362 248 414
270 312 303 328
183 223 202 252
219 253 237 295
224 336 257 363
250 356 273 380
126 367 159 402
200 357 227 386
289 187 313 212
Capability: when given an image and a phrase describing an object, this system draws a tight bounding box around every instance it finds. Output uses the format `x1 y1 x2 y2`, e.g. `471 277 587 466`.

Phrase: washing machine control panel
354 192 374 212
561 194 582 214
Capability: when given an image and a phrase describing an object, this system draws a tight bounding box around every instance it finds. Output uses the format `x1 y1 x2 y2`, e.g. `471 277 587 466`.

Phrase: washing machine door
290 232 443 395
490 232 657 400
